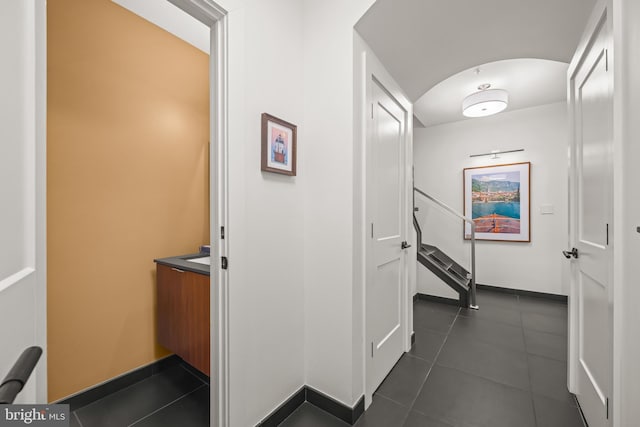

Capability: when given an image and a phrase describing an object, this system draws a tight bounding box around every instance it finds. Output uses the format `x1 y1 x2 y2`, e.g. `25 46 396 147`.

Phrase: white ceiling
355 0 596 105
111 0 210 54
414 58 569 127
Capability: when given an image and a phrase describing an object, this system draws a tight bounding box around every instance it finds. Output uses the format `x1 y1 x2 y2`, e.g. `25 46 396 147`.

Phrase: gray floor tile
449 315 526 352
459 303 522 327
524 329 567 361
402 410 454 427
413 303 458 334
528 354 575 406
437 334 530 391
70 412 82 427
409 329 447 362
475 289 518 308
353 395 409 427
130 385 209 427
279 403 348 427
412 365 536 427
518 296 568 318
533 395 585 427
75 365 203 427
522 311 567 336
414 299 461 315
375 354 431 407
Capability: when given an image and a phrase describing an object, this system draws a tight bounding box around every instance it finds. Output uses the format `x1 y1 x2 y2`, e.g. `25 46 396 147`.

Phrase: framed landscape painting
463 162 530 242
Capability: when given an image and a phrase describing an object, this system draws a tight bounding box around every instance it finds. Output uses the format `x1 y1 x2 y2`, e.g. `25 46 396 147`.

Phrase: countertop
154 253 210 276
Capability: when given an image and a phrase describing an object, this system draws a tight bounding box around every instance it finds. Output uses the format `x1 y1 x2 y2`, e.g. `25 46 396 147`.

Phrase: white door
568 3 613 425
0 0 47 403
366 76 408 396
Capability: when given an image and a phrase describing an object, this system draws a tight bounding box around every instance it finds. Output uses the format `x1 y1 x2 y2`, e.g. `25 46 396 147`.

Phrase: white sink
186 256 210 265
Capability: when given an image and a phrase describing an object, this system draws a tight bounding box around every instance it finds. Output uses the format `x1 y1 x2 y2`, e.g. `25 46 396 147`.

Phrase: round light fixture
462 85 509 118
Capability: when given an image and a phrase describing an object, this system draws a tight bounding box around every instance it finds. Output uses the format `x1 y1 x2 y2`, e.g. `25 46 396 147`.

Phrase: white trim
210 14 230 427
168 0 226 25
112 0 210 53
0 268 35 294
34 0 48 404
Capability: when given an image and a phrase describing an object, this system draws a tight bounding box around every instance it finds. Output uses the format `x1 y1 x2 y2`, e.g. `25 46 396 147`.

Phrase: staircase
417 243 471 307
414 187 478 309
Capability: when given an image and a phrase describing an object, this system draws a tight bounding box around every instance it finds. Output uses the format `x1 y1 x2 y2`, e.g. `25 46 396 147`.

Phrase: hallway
281 288 584 427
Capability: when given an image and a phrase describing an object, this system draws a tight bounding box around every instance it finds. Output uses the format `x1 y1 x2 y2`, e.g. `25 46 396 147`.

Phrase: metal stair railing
414 187 478 309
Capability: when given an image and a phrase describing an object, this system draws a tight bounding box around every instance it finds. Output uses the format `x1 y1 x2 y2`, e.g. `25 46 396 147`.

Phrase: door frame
358 39 414 407
566 0 614 423
164 2 230 426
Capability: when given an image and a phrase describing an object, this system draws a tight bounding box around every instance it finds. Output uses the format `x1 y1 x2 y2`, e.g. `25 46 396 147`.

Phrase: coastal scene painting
464 162 530 242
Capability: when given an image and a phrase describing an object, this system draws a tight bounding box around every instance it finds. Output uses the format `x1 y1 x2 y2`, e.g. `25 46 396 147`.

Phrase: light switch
540 205 554 215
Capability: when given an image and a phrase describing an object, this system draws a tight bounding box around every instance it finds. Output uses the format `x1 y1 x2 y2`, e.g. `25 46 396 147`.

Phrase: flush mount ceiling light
462 83 509 118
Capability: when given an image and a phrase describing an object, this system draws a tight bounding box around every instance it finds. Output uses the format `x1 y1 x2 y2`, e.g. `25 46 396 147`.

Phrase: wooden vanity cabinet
156 263 210 376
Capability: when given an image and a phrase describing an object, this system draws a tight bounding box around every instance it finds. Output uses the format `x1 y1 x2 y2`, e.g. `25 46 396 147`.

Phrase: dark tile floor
69 289 582 427
280 289 585 427
70 363 209 427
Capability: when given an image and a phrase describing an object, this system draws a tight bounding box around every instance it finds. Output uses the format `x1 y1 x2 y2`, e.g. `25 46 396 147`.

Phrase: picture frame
261 113 297 176
463 162 531 242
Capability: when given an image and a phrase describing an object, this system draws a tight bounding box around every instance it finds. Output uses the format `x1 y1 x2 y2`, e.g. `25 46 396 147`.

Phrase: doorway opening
45 1 229 426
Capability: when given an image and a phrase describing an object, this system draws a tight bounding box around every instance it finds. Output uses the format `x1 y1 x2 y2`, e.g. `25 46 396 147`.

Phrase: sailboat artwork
463 162 531 242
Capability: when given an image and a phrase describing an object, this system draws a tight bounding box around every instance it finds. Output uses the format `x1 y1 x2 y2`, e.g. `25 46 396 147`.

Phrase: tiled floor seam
375 349 434 412
371 392 411 412
518 295 540 427
406 308 461 422
433 307 534 394
73 411 84 427
448 326 529 355
127 384 206 427
457 312 522 329
429 360 536 396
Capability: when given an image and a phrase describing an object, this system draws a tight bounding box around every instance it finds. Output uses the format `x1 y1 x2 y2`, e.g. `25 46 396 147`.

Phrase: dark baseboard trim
415 293 460 307
306 387 364 425
258 386 364 426
257 387 306 427
56 355 182 411
477 283 568 303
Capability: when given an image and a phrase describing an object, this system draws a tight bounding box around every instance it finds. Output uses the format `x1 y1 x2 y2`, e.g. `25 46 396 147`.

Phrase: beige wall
47 0 209 401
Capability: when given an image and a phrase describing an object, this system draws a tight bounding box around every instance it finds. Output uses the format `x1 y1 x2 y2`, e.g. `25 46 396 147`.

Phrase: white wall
220 1 306 425
302 0 375 408
414 102 569 296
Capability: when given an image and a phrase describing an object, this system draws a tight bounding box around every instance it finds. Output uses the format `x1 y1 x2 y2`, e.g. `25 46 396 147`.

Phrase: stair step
417 252 469 290
428 253 453 270
417 243 471 308
447 267 469 281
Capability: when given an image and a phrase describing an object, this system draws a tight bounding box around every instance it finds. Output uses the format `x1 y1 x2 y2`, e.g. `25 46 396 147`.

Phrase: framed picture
261 113 297 176
463 162 531 242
